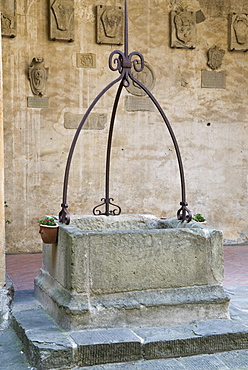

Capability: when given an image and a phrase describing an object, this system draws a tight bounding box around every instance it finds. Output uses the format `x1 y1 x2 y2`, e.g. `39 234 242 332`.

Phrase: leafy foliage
192 213 206 222
38 217 56 226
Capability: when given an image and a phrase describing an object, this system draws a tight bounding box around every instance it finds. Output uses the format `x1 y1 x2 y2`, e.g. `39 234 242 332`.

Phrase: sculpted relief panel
50 0 74 41
207 46 225 70
229 13 248 51
0 0 16 37
170 9 196 49
96 5 124 45
29 58 49 97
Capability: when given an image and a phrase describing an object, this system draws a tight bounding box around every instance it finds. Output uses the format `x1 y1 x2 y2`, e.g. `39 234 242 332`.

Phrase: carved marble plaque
201 70 226 88
27 97 49 108
207 46 225 70
96 5 123 45
126 62 156 97
76 53 96 68
125 96 154 112
170 10 196 49
0 0 16 37
229 13 248 51
64 112 107 130
50 0 74 42
29 58 49 96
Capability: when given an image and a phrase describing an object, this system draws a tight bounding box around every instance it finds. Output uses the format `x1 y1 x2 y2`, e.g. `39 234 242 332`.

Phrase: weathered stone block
71 328 142 366
34 215 229 330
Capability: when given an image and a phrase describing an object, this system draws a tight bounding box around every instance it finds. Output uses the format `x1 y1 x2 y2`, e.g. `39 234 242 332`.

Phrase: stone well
34 215 230 330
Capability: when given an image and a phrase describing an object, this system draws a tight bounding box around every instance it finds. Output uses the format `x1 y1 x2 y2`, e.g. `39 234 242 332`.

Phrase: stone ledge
10 291 248 370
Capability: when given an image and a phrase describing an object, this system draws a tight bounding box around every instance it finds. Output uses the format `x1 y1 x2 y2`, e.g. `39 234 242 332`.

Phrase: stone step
11 290 248 370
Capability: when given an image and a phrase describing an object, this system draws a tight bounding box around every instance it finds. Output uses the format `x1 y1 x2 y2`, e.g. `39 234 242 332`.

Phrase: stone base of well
34 215 230 330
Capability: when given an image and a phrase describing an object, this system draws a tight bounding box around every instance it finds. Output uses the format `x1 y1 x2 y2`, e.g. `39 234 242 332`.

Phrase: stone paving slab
74 350 248 369
8 287 248 369
0 327 35 369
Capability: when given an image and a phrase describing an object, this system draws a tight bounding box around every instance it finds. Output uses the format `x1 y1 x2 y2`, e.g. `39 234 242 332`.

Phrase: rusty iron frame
59 0 191 224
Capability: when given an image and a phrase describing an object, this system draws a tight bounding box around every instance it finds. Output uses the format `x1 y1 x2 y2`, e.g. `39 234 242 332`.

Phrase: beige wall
2 0 248 253
0 15 5 286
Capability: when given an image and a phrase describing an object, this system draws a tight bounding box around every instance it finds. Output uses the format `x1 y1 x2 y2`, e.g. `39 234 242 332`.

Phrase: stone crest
76 53 96 68
29 58 49 96
207 46 225 70
0 0 16 37
229 13 248 51
50 0 74 41
96 5 123 45
171 9 196 49
126 62 156 96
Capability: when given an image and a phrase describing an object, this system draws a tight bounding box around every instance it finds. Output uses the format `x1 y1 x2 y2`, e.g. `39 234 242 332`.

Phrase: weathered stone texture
34 215 229 330
2 0 248 253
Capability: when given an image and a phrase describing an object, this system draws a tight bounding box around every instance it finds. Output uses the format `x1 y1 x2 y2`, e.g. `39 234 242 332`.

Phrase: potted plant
38 216 59 244
192 213 207 225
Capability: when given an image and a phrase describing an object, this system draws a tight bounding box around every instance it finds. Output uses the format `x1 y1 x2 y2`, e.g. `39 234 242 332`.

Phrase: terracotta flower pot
39 224 59 244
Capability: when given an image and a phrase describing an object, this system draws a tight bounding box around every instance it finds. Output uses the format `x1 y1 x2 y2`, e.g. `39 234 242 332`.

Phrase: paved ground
1 246 248 369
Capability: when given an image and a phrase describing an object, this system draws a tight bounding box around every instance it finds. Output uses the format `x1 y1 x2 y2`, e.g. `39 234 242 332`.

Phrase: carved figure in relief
29 58 49 96
101 7 122 38
233 14 248 44
51 0 74 31
207 46 225 70
174 10 195 43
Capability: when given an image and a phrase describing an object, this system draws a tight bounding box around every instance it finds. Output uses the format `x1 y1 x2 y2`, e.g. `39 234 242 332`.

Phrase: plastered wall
2 0 248 253
0 17 5 286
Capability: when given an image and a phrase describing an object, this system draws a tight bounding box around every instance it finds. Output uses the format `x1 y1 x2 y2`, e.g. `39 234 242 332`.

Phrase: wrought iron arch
59 0 191 225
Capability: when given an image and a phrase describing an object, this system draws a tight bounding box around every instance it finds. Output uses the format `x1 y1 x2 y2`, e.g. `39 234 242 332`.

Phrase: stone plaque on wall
27 97 49 108
0 0 16 37
201 70 226 88
64 112 107 130
125 96 154 112
126 62 156 97
50 0 74 42
229 13 248 51
96 5 123 45
76 53 96 68
170 10 196 49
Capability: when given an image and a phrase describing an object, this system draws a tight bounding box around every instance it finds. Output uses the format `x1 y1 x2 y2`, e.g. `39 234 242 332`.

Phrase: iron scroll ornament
59 0 192 224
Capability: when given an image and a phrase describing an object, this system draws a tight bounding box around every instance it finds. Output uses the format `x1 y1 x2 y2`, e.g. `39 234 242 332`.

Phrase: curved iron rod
129 73 191 221
105 80 124 214
59 73 124 224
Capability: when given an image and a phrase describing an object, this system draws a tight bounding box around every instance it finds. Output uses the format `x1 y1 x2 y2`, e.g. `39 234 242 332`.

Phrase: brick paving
6 253 42 291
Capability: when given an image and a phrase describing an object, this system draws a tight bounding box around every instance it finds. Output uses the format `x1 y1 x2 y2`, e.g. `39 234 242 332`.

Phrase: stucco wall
2 0 248 253
0 16 5 286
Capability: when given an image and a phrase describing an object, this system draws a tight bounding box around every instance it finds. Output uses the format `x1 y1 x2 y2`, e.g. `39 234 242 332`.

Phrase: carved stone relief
229 13 248 51
0 0 16 37
126 62 156 97
96 5 123 45
207 46 225 70
29 58 49 97
76 53 96 68
170 10 196 49
50 0 74 42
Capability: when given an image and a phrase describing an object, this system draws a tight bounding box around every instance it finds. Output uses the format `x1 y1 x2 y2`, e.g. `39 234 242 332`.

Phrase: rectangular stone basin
34 215 230 330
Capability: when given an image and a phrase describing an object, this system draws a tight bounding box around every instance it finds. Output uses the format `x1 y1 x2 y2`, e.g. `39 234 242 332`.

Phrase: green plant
192 213 206 222
38 217 56 226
